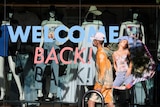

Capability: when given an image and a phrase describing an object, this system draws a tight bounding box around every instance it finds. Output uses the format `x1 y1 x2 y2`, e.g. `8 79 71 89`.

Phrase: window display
0 2 159 107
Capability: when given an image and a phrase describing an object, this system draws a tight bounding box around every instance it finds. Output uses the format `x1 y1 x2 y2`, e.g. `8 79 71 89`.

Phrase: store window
0 1 159 107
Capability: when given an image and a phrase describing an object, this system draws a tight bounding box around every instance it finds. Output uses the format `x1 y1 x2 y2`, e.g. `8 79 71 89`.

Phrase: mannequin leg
37 89 43 98
35 62 46 100
0 57 5 100
8 56 24 100
141 81 149 104
47 60 59 101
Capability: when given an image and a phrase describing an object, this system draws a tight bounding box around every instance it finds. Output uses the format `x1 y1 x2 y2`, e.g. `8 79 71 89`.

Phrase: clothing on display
77 6 104 86
0 25 9 56
11 10 41 102
34 6 69 101
0 13 24 101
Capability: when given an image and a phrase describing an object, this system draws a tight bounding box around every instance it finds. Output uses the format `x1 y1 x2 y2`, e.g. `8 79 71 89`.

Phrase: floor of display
0 103 78 107
0 101 78 107
0 102 160 107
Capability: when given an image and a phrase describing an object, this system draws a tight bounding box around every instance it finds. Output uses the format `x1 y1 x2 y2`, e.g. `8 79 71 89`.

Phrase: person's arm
96 52 106 85
112 52 117 72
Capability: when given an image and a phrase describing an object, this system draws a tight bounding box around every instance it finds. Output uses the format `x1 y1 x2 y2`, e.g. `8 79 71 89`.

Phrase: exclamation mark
88 47 92 64
87 68 90 83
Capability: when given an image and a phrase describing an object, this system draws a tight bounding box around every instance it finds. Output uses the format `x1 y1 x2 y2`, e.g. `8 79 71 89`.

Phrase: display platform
0 100 78 107
0 100 159 107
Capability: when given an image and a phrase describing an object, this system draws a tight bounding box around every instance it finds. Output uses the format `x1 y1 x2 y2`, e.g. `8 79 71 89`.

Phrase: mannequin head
48 6 57 19
133 12 138 21
84 5 102 22
88 6 102 16
49 11 55 18
86 13 96 22
126 8 140 22
9 12 13 19
1 7 14 25
6 6 14 20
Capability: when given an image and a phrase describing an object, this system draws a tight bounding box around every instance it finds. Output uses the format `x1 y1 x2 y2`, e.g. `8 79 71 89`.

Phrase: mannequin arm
119 24 126 37
39 27 44 48
140 25 145 44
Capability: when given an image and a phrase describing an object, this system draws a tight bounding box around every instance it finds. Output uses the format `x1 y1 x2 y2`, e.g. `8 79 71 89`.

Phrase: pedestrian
88 32 115 107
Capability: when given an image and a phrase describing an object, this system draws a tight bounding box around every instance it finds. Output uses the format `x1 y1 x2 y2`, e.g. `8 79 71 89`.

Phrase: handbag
15 54 23 75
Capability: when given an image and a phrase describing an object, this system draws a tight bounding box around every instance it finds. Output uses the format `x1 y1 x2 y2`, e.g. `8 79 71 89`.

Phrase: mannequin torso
119 12 145 43
40 17 67 48
119 20 145 43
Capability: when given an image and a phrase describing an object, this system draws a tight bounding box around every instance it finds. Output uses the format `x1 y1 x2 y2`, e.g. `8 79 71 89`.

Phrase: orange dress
89 47 114 103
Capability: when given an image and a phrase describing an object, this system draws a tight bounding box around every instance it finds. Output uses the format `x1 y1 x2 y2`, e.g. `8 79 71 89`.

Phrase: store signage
7 25 119 64
8 25 119 43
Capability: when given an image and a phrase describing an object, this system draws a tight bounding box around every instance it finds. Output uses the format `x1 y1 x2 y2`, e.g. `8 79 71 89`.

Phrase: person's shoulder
126 49 130 55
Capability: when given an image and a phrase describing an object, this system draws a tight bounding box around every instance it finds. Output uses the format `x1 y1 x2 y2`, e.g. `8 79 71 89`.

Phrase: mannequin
119 12 145 43
35 6 68 101
11 10 41 106
56 6 104 102
0 11 24 100
77 6 103 88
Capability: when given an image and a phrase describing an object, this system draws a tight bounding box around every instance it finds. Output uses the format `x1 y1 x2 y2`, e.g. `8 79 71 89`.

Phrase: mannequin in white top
119 12 145 43
35 6 68 101
77 6 104 90
0 12 24 100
